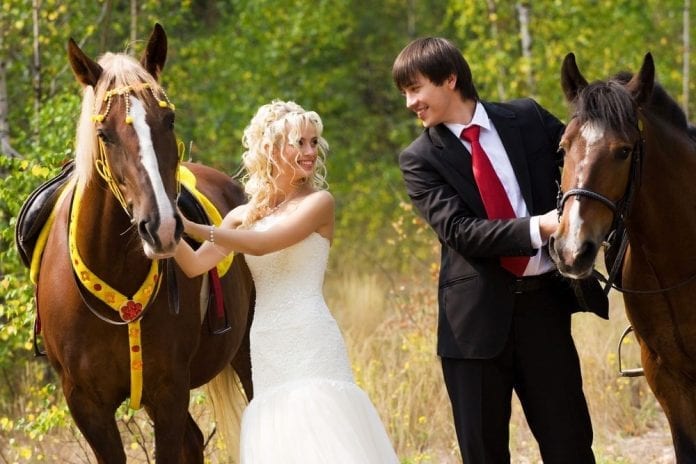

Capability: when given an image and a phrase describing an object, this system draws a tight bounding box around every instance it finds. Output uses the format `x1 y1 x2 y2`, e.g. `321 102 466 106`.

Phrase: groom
392 37 608 463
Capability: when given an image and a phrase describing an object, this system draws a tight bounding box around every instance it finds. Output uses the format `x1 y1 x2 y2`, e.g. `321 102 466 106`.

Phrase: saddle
15 160 75 270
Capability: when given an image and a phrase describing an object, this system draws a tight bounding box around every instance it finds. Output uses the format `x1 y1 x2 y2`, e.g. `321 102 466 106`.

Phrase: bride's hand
178 210 207 243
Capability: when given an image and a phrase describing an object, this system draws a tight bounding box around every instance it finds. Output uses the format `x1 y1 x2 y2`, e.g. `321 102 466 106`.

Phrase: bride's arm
173 207 243 278
201 190 334 256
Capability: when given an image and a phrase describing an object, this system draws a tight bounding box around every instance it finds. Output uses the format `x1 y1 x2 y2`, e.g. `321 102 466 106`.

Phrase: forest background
0 0 691 462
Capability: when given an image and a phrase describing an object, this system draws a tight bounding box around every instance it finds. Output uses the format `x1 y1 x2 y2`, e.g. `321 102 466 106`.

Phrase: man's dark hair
392 37 479 101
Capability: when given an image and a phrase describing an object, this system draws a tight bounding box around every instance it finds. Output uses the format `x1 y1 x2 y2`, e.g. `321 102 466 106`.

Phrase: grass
325 263 673 464
1 261 674 463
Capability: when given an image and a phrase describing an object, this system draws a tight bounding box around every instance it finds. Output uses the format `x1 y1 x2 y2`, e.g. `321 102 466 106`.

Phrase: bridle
68 82 182 409
556 118 645 229
555 117 644 295
556 117 696 296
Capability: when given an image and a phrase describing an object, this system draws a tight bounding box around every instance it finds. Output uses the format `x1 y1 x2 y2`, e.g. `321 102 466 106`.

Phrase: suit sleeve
399 140 535 259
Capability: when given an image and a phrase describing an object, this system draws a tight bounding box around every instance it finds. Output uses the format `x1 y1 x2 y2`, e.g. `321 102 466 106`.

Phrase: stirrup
618 325 644 377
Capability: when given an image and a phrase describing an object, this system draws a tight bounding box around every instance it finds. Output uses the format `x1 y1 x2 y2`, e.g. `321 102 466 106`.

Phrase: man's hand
539 209 559 242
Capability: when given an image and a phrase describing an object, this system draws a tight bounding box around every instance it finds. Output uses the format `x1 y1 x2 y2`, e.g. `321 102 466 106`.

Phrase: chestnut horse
34 24 253 463
550 52 696 462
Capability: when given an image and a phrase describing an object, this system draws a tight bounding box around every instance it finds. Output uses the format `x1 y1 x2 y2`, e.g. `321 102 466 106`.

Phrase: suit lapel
428 125 487 217
484 102 534 212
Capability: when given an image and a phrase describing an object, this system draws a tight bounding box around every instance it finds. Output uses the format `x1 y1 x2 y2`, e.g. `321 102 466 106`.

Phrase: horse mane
74 52 163 187
574 70 690 141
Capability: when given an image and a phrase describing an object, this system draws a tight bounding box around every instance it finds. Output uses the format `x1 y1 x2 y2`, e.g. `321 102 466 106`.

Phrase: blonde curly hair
240 100 329 227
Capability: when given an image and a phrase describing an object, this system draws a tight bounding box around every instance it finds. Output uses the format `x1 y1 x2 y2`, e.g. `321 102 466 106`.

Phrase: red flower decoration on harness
120 300 143 322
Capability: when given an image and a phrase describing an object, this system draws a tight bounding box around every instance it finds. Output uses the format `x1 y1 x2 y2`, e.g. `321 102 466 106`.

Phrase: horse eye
557 146 566 157
617 146 632 160
96 128 112 144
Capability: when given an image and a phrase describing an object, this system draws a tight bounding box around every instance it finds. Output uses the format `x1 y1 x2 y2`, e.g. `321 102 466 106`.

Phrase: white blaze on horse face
580 121 605 153
564 198 587 257
562 121 605 257
129 96 177 250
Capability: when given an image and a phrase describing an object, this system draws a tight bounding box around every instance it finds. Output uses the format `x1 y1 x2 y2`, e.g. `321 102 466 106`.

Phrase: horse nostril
138 218 160 248
138 219 149 238
579 240 598 260
572 240 599 271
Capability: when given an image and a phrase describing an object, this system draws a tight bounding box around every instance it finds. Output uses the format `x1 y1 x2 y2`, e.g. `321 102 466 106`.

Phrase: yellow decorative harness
30 83 232 410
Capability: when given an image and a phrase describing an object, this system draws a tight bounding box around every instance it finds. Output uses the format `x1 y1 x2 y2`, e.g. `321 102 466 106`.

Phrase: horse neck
627 122 696 266
75 181 151 285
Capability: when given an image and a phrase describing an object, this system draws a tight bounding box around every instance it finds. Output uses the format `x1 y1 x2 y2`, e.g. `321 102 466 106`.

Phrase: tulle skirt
240 378 399 464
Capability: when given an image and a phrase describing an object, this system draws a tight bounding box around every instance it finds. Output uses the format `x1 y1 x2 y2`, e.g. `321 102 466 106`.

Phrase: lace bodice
244 215 354 395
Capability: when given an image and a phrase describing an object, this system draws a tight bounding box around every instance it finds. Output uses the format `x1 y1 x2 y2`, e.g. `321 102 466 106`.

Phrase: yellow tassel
125 115 134 124
158 100 167 108
92 114 104 122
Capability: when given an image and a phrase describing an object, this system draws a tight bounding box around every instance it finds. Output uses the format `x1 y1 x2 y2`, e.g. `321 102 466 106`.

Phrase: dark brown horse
34 24 253 463
550 52 696 462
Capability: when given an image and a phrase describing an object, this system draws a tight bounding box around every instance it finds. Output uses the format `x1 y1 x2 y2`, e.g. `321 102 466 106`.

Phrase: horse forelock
73 52 166 188
575 80 637 139
94 53 163 111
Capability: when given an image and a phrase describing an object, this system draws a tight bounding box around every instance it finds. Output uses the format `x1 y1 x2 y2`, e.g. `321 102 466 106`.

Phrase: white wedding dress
239 214 398 463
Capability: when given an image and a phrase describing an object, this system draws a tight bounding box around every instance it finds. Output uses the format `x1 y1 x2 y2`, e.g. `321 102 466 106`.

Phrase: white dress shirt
445 102 555 276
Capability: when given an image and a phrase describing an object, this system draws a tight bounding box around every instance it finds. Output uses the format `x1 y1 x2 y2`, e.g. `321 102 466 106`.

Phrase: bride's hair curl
239 100 329 227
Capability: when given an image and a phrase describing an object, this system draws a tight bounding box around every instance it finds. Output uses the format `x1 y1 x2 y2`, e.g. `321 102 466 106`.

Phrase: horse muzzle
549 233 599 279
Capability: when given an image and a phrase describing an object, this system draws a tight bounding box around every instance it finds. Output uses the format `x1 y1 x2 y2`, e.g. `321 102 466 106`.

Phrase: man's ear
447 74 457 89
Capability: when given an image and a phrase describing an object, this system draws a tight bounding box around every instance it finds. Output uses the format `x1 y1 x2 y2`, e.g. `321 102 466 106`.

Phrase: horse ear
561 53 588 103
67 38 103 88
626 52 655 105
141 23 167 81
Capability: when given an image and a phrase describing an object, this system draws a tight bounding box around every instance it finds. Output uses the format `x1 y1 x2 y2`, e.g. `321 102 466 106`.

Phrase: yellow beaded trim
91 83 175 125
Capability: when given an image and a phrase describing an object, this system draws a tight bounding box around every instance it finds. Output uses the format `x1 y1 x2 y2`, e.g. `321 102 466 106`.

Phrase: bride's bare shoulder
303 190 334 210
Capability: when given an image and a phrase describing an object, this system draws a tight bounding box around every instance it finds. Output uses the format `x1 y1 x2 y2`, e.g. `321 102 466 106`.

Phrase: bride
174 100 399 463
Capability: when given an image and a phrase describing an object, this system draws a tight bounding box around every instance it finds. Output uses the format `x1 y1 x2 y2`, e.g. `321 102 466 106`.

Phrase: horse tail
206 364 248 463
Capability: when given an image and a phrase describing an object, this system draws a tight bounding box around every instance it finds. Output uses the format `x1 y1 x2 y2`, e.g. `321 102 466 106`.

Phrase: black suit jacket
399 98 608 359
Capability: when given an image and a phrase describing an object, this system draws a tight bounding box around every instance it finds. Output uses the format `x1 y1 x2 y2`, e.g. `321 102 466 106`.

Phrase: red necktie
461 125 529 276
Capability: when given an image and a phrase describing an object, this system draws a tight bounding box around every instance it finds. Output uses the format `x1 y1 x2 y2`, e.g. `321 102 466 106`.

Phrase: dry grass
324 266 674 464
3 264 675 463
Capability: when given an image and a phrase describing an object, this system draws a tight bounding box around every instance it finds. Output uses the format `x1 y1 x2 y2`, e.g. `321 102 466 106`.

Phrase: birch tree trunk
486 0 507 100
130 0 138 50
0 53 21 158
32 0 41 147
683 0 690 118
516 1 536 96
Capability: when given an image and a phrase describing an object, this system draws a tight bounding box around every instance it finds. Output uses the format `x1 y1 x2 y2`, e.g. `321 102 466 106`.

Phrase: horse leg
642 344 696 463
62 377 126 464
181 413 205 464
146 384 198 463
